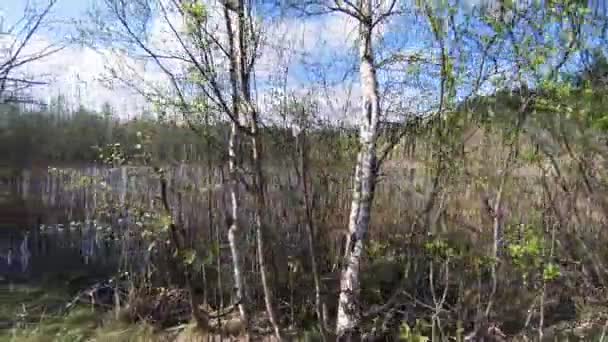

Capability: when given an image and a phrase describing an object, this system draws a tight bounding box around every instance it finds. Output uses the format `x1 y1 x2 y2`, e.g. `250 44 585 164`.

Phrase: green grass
1 309 98 342
0 284 68 327
0 283 162 342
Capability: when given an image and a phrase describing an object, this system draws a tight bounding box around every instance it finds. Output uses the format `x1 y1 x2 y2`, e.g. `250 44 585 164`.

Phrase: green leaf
543 263 561 282
159 215 173 231
183 249 197 265
202 251 214 266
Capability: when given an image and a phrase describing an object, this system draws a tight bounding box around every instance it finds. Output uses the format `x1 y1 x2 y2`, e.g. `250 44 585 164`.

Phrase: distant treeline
1 51 606 168
0 105 217 166
0 101 365 169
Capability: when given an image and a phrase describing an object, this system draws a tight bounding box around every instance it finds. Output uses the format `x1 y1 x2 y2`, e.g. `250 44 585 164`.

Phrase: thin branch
0 0 57 72
372 0 399 28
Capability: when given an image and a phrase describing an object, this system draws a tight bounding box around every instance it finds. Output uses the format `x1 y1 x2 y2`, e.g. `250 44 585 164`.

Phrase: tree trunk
298 126 328 340
228 0 283 339
336 0 380 338
251 133 283 341
224 2 250 335
227 123 249 329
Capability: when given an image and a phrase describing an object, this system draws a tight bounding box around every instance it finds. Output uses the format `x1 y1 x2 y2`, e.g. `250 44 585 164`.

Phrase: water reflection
0 220 119 282
19 233 30 273
0 231 30 276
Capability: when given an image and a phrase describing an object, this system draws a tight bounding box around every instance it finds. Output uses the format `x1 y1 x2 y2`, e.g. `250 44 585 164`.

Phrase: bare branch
0 0 60 101
372 0 399 28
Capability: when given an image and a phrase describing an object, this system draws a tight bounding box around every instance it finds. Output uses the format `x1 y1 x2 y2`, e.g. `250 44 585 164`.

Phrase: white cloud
255 13 357 85
0 5 185 116
1 2 422 123
27 44 150 115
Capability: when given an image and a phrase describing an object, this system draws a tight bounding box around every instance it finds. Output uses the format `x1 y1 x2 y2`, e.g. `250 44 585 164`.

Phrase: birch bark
224 2 250 335
228 1 283 339
336 0 381 338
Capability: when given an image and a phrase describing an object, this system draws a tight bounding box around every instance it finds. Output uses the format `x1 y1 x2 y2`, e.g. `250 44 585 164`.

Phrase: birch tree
221 1 251 335
291 0 400 337
85 0 260 335
85 0 286 338
224 1 283 339
335 1 382 337
232 1 283 337
285 1 416 337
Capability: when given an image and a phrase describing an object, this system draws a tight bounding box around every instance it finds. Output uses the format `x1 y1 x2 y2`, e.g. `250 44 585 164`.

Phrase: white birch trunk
226 1 283 339
224 2 250 334
120 166 127 207
336 0 381 337
227 119 249 328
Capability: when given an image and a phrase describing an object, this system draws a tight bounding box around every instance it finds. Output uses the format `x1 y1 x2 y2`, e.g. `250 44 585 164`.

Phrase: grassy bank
0 282 159 342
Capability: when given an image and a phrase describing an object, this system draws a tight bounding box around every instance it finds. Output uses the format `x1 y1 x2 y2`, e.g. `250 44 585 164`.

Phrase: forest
2 0 608 341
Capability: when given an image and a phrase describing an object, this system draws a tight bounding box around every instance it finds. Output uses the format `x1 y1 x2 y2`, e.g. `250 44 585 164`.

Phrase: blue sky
3 0 88 34
1 0 606 121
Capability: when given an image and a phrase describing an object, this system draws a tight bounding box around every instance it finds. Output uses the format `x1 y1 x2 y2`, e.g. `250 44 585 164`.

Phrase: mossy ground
1 281 607 341
0 283 161 342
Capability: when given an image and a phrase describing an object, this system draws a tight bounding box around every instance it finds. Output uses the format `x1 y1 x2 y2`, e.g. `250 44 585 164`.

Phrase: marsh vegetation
2 0 608 341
